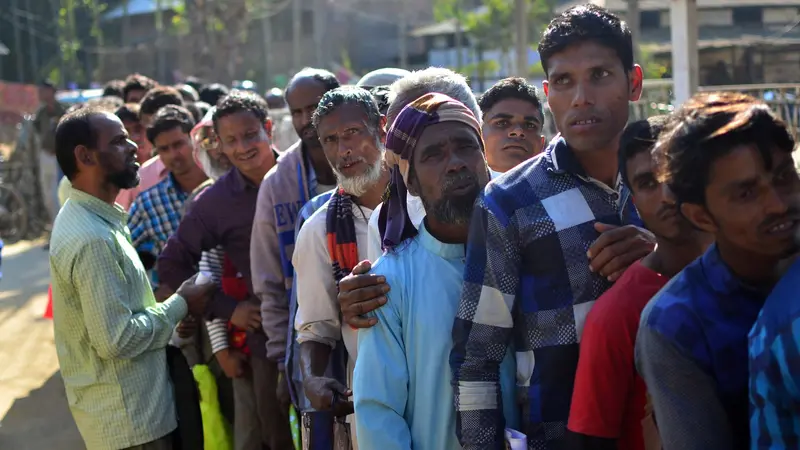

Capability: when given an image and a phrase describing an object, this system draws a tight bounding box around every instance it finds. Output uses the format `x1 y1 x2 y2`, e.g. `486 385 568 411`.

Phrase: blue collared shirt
451 136 640 448
355 222 518 450
749 258 800 449
637 243 768 450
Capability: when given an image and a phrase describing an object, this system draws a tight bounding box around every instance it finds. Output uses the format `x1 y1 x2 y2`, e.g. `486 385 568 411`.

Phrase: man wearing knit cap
352 93 518 450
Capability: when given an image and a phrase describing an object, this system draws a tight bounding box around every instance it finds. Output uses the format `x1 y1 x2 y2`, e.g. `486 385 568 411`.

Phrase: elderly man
293 86 390 447
353 93 517 450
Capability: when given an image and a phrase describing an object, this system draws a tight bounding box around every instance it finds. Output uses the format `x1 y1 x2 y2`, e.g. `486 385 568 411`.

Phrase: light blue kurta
354 222 518 450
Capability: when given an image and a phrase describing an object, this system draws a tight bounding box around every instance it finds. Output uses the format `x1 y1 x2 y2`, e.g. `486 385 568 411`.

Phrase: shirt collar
418 221 466 260
546 134 622 192
70 188 127 227
701 242 772 297
230 167 261 193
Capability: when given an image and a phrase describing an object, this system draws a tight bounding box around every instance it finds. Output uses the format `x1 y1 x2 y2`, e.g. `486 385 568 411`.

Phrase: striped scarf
325 188 359 284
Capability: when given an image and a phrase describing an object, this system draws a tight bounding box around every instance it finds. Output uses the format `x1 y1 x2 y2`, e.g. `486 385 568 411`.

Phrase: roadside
0 239 84 450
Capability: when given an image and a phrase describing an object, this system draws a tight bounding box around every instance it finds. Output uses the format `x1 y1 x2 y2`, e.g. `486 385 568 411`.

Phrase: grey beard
335 157 384 197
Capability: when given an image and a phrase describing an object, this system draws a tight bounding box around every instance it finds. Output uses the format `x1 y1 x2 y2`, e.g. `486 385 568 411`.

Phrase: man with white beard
292 86 390 447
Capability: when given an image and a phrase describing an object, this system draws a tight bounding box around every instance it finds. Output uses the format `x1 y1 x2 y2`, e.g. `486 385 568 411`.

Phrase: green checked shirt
50 189 188 450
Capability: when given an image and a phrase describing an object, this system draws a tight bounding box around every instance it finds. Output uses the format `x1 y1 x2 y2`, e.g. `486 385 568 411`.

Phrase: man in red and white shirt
567 116 712 450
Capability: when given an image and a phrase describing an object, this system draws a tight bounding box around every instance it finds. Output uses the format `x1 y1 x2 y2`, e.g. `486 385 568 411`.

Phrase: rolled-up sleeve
353 289 411 450
75 237 187 360
293 210 341 348
251 178 290 365
158 198 238 321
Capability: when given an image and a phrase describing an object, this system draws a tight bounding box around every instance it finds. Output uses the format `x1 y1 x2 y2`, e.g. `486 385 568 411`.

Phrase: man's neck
424 217 469 245
717 239 782 286
174 170 208 194
72 179 120 205
572 146 619 188
354 167 391 210
305 143 336 185
241 159 276 186
641 236 709 278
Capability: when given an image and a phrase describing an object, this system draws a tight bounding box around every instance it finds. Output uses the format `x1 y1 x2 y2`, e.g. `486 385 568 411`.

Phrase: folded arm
76 238 187 360
157 201 238 320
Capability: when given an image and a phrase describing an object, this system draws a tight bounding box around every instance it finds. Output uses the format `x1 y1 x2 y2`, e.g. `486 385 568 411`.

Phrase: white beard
334 157 384 197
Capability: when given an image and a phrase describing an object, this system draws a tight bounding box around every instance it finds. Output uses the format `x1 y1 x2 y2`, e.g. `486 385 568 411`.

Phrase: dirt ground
0 239 84 450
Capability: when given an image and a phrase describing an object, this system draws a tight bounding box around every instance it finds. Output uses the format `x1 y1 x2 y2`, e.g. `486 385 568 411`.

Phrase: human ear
629 65 644 102
75 145 95 167
681 202 718 234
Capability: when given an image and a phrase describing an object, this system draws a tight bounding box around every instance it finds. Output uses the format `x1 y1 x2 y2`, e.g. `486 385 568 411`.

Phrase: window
732 7 762 26
640 11 661 29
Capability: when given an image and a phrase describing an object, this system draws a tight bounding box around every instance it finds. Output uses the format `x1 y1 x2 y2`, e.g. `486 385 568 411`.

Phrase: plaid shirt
129 173 189 288
749 259 800 449
451 137 641 449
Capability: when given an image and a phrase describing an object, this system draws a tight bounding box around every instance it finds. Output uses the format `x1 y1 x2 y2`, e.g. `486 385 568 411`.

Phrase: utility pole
515 0 528 78
454 0 463 72
11 0 25 82
261 6 272 88
155 0 166 82
123 0 131 75
24 0 40 81
292 0 302 71
626 0 641 62
399 2 408 68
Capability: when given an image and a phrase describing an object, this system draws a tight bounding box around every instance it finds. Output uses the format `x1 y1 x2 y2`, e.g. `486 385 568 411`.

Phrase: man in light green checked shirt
49 106 214 450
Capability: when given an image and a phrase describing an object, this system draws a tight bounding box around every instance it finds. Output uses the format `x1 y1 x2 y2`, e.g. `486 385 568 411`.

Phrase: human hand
302 375 354 417
588 223 656 281
176 273 216 316
276 372 293 412
337 260 389 329
230 302 262 331
176 316 198 338
216 348 247 378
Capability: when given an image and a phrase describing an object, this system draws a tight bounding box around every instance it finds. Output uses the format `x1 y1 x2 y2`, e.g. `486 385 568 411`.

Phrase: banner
0 81 39 116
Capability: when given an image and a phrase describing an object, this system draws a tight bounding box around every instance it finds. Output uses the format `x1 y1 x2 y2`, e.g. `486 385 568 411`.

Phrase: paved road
0 240 84 450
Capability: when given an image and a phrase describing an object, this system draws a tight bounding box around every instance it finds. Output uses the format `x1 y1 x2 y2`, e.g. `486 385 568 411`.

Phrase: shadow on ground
0 371 84 450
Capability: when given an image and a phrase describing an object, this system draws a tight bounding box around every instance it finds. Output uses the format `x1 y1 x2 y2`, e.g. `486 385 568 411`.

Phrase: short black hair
122 73 157 102
312 86 382 131
212 89 270 133
618 115 670 189
478 77 543 119
86 95 124 113
199 83 230 106
115 103 141 123
184 76 203 93
102 79 125 98
654 91 795 206
286 67 341 95
146 104 196 145
176 83 200 103
139 86 185 119
55 106 105 181
39 80 57 90
538 4 633 76
188 101 211 122
369 85 392 115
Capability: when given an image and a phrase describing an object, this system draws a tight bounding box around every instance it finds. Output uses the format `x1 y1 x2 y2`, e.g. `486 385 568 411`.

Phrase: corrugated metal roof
103 0 182 20
557 0 800 13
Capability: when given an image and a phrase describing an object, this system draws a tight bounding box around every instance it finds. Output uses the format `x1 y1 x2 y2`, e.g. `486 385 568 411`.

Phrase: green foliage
639 45 669 79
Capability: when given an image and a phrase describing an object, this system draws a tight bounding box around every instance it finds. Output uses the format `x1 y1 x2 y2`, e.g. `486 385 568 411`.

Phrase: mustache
337 156 366 170
761 208 800 230
442 171 479 193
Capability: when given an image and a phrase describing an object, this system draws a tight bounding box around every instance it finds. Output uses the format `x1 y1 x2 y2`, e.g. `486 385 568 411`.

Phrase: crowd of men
43 3 800 450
